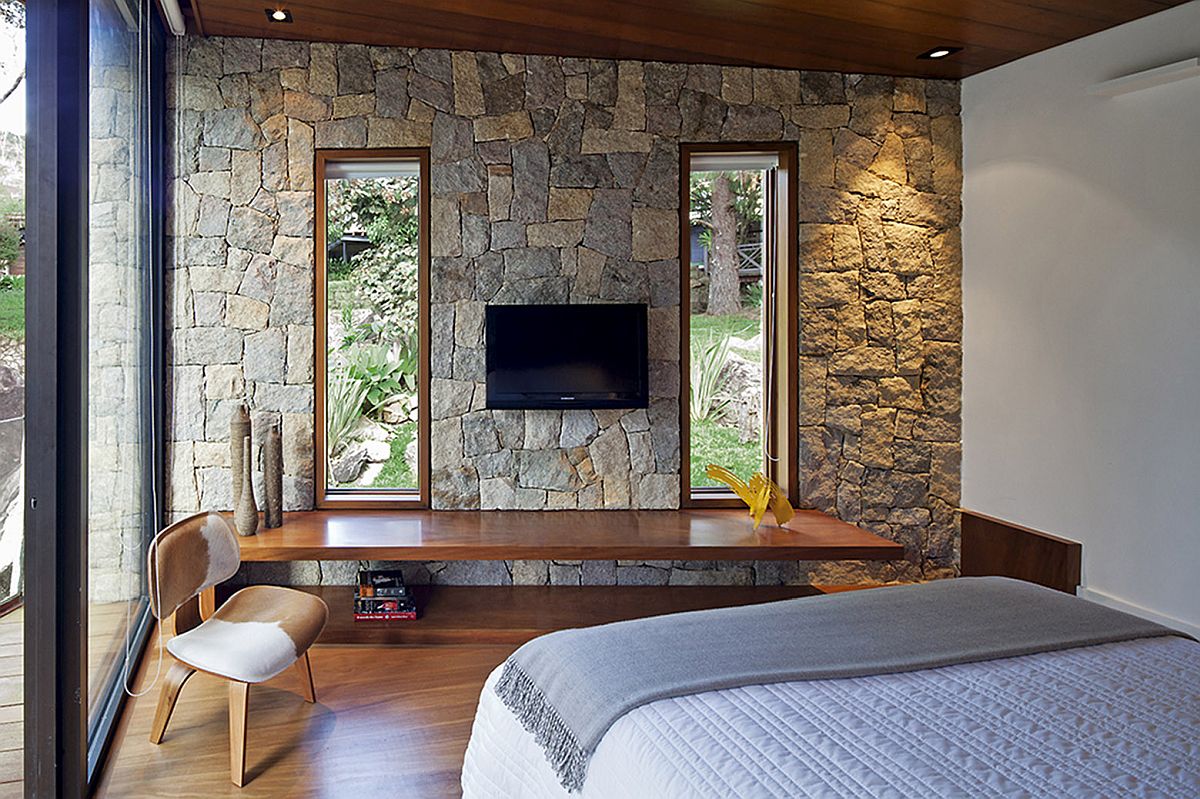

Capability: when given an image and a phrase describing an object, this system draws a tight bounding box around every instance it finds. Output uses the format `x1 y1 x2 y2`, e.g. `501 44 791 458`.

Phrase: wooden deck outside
0 608 20 796
0 600 149 797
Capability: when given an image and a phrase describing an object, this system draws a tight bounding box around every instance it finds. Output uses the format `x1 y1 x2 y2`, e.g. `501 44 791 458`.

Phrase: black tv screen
486 304 649 409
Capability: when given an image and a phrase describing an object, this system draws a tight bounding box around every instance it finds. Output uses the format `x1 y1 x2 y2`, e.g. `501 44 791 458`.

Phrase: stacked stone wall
88 19 154 603
166 38 962 586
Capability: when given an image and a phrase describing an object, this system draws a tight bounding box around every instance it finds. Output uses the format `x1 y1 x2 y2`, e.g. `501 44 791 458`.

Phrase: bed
461 579 1200 798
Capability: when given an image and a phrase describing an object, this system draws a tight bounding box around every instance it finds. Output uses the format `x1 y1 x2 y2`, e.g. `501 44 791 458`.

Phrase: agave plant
326 365 368 459
690 336 732 423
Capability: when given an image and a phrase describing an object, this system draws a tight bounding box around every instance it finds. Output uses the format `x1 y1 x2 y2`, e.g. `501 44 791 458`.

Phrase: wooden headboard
960 510 1082 594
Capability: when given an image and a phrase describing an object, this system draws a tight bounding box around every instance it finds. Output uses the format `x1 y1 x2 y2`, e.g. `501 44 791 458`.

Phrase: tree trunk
707 173 741 316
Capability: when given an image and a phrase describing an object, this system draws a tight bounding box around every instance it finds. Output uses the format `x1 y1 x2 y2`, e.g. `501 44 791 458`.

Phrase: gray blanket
494 576 1183 792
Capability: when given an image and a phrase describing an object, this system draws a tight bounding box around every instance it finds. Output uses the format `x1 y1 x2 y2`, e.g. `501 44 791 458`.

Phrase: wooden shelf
273 585 825 646
236 509 904 562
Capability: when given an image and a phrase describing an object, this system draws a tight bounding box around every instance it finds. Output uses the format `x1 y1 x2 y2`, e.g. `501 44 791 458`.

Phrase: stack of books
354 569 417 621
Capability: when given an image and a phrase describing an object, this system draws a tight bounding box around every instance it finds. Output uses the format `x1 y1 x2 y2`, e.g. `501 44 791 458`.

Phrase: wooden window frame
679 143 799 508
314 148 431 508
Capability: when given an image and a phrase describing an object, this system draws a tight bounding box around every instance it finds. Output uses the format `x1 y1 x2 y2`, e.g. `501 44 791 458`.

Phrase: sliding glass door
85 0 158 757
25 0 165 790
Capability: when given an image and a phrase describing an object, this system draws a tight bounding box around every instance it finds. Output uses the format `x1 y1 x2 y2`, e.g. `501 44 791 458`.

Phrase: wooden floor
94 583 874 797
94 641 515 798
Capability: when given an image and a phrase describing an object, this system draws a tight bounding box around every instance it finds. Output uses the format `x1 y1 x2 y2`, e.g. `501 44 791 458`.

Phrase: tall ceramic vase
263 422 283 529
230 403 251 510
234 437 259 536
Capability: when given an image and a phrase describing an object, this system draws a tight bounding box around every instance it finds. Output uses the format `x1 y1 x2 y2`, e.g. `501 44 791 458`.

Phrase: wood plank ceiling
185 0 1186 79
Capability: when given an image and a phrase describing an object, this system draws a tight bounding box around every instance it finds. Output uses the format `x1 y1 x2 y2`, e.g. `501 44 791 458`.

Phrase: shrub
0 222 19 271
354 243 419 333
0 274 23 340
327 257 354 280
344 338 417 417
690 336 731 423
326 367 367 459
326 175 420 333
742 282 763 309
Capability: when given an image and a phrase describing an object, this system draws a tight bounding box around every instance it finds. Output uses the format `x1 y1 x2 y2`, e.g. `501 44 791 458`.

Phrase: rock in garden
331 443 368 483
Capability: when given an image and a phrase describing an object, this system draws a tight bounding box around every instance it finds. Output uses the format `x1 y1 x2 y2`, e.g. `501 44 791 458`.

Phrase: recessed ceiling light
265 8 293 23
919 46 962 60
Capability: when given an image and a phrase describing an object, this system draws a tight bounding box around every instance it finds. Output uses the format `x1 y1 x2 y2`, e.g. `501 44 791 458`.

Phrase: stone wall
88 17 154 603
165 36 962 586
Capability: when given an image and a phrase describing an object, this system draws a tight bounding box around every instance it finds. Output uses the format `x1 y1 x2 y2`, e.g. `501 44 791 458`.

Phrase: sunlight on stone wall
165 38 962 586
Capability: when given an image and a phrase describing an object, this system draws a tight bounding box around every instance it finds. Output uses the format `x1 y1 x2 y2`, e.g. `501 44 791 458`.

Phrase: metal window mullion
25 0 91 796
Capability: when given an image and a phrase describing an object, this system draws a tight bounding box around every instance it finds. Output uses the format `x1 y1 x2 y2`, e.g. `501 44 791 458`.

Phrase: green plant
690 335 731 424
689 418 762 488
337 306 375 350
326 175 421 333
355 246 419 333
0 274 23 340
0 223 19 270
742 282 763 309
344 339 417 417
327 256 354 280
326 367 367 459
368 420 417 489
689 170 764 243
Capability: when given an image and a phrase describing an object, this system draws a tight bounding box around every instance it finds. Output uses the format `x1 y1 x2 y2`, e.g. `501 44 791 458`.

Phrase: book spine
353 612 417 621
369 587 409 597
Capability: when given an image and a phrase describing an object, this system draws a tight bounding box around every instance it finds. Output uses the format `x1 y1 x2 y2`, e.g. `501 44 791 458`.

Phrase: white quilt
462 636 1200 798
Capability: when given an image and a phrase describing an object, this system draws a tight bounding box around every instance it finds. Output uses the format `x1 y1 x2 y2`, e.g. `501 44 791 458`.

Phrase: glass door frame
86 0 167 781
25 0 167 792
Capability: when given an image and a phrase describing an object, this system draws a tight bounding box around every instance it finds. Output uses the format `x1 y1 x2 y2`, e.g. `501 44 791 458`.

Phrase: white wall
961 2 1200 635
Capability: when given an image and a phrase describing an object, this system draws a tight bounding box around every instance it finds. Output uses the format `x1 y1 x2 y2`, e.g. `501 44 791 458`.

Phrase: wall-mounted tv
486 304 649 409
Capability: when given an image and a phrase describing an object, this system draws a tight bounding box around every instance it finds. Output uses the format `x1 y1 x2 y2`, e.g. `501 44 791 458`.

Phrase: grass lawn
691 311 761 363
327 278 357 314
689 417 762 487
691 311 759 343
0 280 23 340
369 419 417 489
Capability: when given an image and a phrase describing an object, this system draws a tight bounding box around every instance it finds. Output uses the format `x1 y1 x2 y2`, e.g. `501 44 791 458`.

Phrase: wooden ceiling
186 0 1186 79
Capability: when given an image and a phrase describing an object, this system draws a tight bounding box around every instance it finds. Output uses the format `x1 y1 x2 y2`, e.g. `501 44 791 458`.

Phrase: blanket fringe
494 660 590 793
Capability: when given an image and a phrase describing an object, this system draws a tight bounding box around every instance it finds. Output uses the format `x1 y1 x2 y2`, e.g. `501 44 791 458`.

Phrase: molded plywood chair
147 512 328 787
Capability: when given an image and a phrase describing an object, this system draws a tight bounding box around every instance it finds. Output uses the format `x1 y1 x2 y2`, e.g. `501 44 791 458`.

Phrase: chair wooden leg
228 681 250 787
149 661 195 745
294 651 316 703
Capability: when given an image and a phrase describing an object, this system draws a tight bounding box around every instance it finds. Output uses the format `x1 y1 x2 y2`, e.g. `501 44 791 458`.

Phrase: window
85 0 164 777
315 151 429 506
682 145 797 505
27 0 166 789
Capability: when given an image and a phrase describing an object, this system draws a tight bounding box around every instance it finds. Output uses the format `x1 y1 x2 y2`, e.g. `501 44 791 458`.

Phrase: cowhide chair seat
147 512 329 787
167 585 327 684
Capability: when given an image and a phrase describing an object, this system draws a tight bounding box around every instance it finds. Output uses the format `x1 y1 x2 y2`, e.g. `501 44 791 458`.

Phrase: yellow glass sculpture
705 464 795 530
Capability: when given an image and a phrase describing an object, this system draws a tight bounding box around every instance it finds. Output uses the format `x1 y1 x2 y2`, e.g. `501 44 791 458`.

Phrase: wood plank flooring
285 584 822 646
94 583 875 796
94 641 515 798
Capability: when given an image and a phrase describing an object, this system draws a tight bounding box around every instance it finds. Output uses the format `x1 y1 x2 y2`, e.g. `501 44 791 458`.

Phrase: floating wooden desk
237 508 905 562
